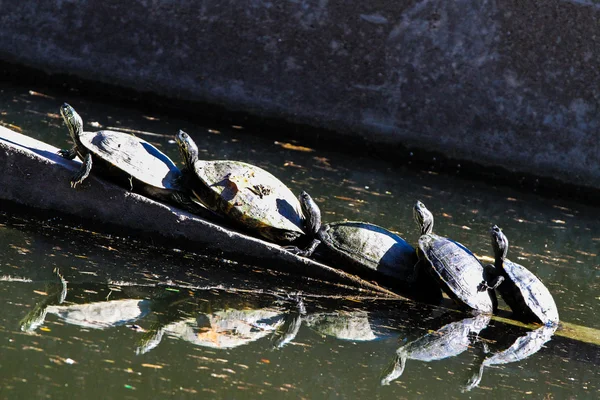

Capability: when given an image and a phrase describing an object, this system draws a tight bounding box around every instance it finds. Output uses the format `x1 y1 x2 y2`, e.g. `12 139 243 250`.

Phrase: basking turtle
484 225 559 325
413 201 502 313
381 314 491 385
463 324 556 391
58 103 186 205
175 130 305 243
286 192 442 301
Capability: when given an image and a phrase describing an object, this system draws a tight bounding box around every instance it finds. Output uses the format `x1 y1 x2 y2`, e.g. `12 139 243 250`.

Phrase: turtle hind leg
70 153 93 188
58 147 77 160
284 239 321 257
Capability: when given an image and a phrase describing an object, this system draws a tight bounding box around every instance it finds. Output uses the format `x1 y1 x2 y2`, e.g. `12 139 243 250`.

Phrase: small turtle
463 324 556 391
381 314 491 385
175 130 305 243
413 201 503 313
286 192 442 300
484 225 559 325
58 103 187 205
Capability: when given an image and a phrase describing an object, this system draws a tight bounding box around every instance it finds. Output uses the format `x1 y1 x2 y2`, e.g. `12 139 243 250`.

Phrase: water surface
0 84 598 398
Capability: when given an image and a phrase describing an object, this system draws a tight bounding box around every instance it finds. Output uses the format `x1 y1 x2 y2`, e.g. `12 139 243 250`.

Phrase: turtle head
299 191 321 236
60 103 83 142
490 225 509 261
413 201 434 235
175 130 199 169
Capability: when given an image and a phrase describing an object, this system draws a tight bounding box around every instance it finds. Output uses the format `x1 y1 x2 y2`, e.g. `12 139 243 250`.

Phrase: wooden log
0 127 401 299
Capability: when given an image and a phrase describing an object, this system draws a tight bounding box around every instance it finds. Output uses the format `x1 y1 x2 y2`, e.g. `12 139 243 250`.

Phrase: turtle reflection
463 324 557 392
20 269 68 332
135 292 301 355
304 310 380 342
20 272 152 333
380 314 491 385
271 295 306 349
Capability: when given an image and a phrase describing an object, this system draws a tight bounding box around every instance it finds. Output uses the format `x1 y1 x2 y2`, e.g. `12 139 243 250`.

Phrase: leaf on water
274 141 314 152
574 250 596 257
28 90 54 99
141 363 163 369
22 346 44 352
283 161 304 169
260 359 270 364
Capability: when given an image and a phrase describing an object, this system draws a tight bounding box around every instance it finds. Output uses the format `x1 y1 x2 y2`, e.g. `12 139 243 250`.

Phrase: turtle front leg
58 147 77 160
284 238 321 257
70 153 93 188
477 264 504 292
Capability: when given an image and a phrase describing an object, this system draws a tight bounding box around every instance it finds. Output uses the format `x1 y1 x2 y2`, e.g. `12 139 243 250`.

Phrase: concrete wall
1 0 599 188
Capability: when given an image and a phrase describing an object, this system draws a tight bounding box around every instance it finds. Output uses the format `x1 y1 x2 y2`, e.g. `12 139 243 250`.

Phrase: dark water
0 84 599 398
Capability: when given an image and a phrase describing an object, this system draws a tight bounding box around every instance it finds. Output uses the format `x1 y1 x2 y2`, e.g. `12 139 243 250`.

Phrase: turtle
285 192 442 301
462 324 556 391
58 103 188 205
483 225 559 325
413 201 503 313
380 314 491 385
175 129 305 243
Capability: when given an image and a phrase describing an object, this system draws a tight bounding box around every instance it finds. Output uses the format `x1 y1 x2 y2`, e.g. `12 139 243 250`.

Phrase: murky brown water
1 83 598 398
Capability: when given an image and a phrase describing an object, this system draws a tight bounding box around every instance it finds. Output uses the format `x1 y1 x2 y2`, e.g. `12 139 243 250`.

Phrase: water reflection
380 314 491 386
135 292 290 354
463 325 557 392
1 83 599 397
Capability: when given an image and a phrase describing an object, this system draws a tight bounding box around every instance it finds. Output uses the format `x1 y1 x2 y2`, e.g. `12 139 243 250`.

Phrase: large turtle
58 103 187 205
381 314 491 385
483 225 559 325
286 192 442 301
175 130 305 243
413 201 502 313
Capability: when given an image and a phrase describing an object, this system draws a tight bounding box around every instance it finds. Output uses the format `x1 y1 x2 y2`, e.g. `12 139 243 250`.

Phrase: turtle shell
499 259 559 325
80 130 181 191
319 221 418 282
191 159 304 242
419 234 494 313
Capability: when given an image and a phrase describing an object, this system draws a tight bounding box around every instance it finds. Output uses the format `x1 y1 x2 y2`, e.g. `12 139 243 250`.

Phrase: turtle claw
476 281 489 292
58 148 77 160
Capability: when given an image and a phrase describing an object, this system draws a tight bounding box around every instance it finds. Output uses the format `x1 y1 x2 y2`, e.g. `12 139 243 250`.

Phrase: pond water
0 84 599 398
